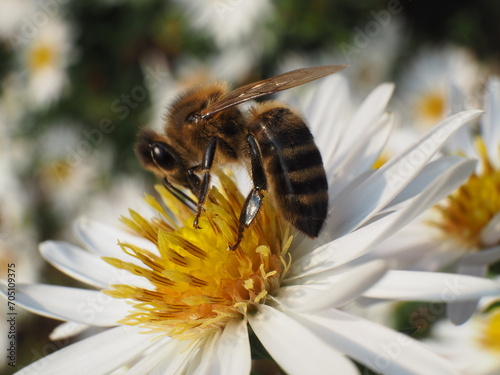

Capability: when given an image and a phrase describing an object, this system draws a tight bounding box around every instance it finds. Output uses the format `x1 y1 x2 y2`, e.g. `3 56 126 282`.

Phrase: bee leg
229 134 268 250
162 177 197 212
186 168 201 196
192 137 218 229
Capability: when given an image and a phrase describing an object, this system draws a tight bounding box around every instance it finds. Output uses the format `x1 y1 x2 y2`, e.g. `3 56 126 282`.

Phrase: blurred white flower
396 46 482 129
174 0 274 49
36 124 113 220
18 16 74 109
423 308 500 375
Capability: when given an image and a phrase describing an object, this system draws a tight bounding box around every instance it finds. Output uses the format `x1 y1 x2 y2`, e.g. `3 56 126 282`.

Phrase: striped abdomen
249 104 328 237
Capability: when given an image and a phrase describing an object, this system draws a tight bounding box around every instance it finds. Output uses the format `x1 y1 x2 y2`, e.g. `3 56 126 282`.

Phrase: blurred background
1 0 499 373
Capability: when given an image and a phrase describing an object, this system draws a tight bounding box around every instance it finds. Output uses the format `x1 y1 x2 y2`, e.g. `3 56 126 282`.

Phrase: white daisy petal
337 82 395 162
39 241 153 289
74 217 158 260
331 113 394 194
49 322 89 341
0 283 127 326
447 300 481 326
386 156 474 208
294 309 458 375
328 110 482 238
248 305 360 375
127 338 196 375
458 245 500 264
279 260 387 311
15 326 155 375
187 333 221 375
212 320 251 375
363 270 500 301
480 212 500 247
447 259 489 325
481 77 500 161
295 157 475 276
307 74 350 150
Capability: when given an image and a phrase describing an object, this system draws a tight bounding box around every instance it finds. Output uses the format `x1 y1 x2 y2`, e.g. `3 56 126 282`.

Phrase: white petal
294 309 458 375
336 82 395 163
74 217 158 261
187 333 222 375
14 326 155 375
0 283 128 326
447 259 489 325
49 322 89 341
480 213 500 247
279 260 387 311
307 74 351 158
363 270 500 301
39 241 153 289
212 320 251 375
481 77 500 162
370 233 461 272
329 113 394 197
295 156 477 277
458 245 500 264
328 110 482 239
447 300 480 326
385 155 472 208
127 337 196 375
40 241 109 288
248 305 359 375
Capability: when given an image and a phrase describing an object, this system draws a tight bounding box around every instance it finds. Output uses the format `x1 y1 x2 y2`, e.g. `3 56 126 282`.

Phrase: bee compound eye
151 143 176 171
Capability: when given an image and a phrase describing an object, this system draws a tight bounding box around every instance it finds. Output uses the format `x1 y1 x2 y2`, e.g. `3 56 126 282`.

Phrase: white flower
3 76 498 375
36 124 113 220
423 308 500 375
173 0 274 49
17 16 74 108
370 77 500 324
396 45 482 130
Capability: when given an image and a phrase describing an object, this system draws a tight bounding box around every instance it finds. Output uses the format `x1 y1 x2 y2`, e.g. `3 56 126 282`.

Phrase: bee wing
200 64 347 118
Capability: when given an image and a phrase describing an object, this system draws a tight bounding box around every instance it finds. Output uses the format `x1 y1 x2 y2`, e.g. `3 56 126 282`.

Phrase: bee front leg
192 137 218 229
229 134 268 250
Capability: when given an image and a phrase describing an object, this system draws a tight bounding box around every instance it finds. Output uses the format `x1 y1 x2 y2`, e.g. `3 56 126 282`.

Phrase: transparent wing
200 65 347 118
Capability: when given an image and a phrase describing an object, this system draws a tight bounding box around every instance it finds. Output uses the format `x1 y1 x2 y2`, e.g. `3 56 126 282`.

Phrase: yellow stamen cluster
103 172 293 340
417 91 445 124
430 138 500 249
29 43 56 71
477 309 500 353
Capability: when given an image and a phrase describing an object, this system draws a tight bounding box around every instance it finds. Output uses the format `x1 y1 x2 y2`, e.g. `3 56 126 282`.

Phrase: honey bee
136 65 346 249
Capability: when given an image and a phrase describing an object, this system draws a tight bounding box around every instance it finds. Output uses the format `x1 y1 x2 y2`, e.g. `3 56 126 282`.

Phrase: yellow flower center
103 172 293 340
429 138 500 249
43 160 73 183
29 43 56 71
417 91 445 124
477 309 500 353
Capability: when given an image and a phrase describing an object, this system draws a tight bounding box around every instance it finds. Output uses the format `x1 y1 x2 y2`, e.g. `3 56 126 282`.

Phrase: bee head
135 129 185 175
